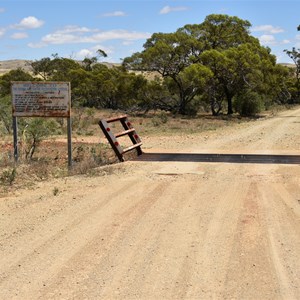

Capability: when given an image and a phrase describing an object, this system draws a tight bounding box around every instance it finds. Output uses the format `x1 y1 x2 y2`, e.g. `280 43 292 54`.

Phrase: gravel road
1 108 300 299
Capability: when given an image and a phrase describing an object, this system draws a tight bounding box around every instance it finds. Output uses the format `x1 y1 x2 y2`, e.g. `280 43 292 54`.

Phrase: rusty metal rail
99 115 142 162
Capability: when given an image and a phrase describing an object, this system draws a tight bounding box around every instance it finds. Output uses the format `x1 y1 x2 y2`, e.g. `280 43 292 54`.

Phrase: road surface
1 108 300 299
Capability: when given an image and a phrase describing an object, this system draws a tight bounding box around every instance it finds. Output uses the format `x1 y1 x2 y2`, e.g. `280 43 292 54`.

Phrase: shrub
234 90 264 117
19 118 59 160
0 167 17 185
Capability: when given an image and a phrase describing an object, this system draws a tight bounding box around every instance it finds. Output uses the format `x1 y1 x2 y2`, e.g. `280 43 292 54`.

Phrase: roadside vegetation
0 14 299 194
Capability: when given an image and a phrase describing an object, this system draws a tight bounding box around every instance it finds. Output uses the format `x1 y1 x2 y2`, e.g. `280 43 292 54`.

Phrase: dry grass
0 108 268 196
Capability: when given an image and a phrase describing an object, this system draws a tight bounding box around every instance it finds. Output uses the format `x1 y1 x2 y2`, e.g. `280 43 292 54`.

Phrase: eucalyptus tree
281 25 300 102
0 68 34 96
123 14 264 115
179 14 253 52
123 30 212 114
201 46 250 114
284 48 300 101
30 57 54 80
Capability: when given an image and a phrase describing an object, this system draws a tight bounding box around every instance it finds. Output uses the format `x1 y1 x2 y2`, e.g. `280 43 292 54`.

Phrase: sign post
12 116 18 162
11 81 72 168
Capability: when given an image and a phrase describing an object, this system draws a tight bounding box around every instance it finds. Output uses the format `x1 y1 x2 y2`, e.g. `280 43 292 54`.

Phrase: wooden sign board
11 81 72 167
11 81 71 117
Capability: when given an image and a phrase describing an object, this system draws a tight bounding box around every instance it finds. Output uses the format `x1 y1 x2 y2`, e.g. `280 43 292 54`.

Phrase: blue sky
0 0 299 64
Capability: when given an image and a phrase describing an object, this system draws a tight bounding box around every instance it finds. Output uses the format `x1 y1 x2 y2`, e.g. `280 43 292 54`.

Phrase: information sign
11 81 70 117
11 81 72 167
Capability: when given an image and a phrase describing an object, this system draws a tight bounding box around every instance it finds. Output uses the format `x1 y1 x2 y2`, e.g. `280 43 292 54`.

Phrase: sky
0 0 299 64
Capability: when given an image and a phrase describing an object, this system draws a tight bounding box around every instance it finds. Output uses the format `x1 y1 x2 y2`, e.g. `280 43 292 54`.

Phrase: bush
0 167 16 185
234 90 264 117
19 118 60 160
0 95 12 134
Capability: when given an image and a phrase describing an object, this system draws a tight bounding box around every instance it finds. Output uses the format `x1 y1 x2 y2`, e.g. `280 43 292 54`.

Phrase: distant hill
0 60 33 75
278 63 296 68
0 59 295 76
0 59 121 75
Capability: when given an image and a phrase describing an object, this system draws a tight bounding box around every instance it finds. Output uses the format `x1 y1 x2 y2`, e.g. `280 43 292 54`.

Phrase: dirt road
1 108 300 299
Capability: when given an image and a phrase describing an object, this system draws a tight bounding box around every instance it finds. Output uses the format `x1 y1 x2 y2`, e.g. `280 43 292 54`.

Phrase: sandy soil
1 108 300 299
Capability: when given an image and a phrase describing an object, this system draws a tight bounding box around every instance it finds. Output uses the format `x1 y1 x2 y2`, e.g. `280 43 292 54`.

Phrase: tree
123 31 211 114
97 49 108 59
0 95 12 133
123 14 270 115
284 25 300 102
82 57 98 71
19 118 59 160
29 54 82 82
29 57 54 80
179 14 253 52
0 68 34 96
284 48 300 101
135 77 171 112
50 56 82 80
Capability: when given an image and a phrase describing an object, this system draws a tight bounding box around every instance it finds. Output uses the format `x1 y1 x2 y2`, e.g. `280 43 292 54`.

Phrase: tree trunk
178 98 187 115
227 96 233 115
210 97 222 116
224 86 233 115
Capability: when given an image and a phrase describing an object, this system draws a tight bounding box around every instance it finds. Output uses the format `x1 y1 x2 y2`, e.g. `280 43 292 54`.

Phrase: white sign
11 81 71 117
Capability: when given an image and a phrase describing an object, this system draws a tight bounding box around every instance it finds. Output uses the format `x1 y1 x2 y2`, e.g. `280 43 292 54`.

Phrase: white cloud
76 49 94 59
122 40 134 46
259 34 276 45
11 32 28 39
28 41 46 48
90 45 113 54
159 5 188 15
55 25 99 34
102 11 126 17
13 16 44 29
42 33 83 44
29 27 151 47
259 35 292 46
252 25 284 34
282 39 290 44
0 28 6 37
75 45 113 59
91 30 151 42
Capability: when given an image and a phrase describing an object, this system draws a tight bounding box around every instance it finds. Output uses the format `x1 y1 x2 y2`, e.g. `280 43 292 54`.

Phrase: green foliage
234 90 264 116
151 111 169 126
0 68 34 96
19 118 59 160
71 107 96 135
0 167 16 186
284 47 300 102
30 57 54 80
0 14 297 118
0 95 12 134
123 14 282 115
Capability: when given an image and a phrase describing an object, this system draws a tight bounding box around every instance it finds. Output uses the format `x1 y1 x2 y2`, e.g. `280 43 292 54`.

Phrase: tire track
17 182 167 299
259 182 300 299
0 177 141 297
